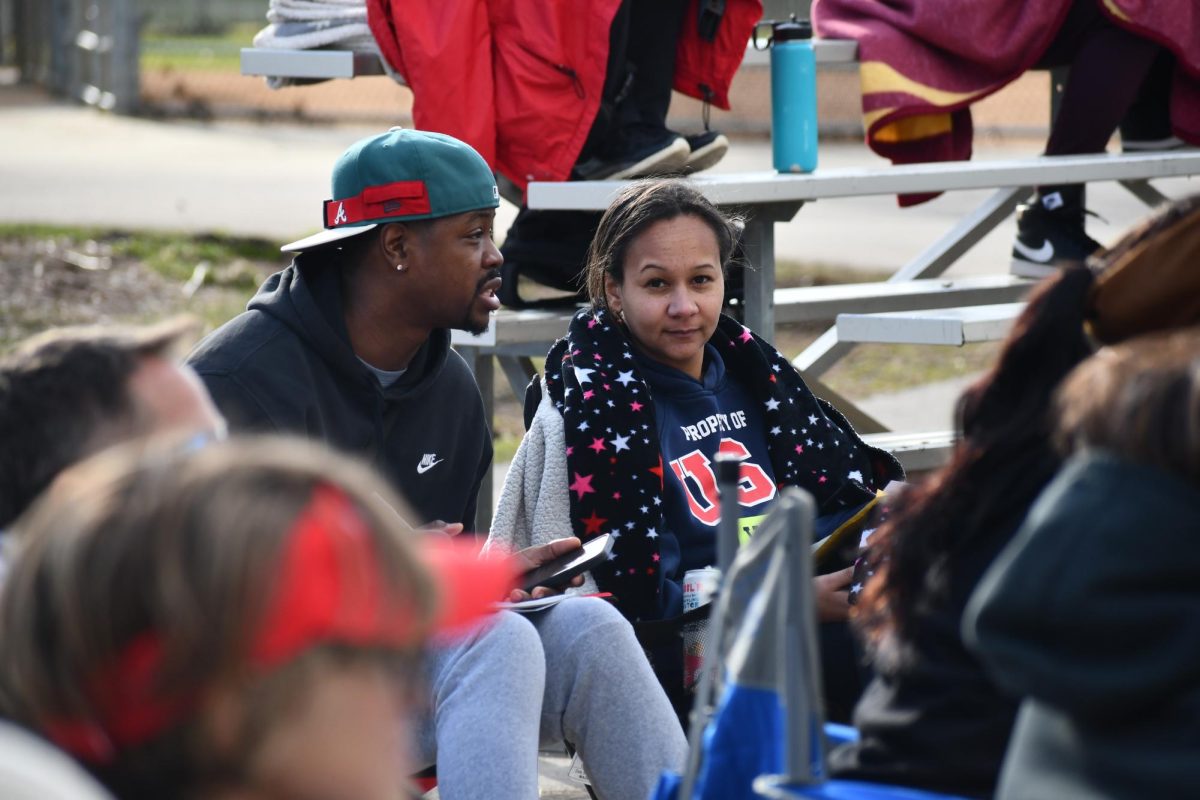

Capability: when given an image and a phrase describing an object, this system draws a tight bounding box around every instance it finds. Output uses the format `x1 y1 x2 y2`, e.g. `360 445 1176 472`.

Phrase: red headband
43 486 515 763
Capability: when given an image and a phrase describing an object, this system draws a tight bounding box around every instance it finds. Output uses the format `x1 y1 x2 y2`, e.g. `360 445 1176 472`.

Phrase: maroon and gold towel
813 0 1200 205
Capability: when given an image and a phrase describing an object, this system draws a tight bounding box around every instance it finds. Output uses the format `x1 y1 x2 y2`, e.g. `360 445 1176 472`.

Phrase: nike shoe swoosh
1012 238 1055 263
416 459 444 474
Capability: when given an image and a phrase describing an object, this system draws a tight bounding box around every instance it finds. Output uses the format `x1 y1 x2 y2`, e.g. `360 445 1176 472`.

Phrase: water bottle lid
773 18 813 41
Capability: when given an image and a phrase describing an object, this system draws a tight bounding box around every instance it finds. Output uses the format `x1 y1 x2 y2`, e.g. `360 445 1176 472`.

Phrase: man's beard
456 268 502 335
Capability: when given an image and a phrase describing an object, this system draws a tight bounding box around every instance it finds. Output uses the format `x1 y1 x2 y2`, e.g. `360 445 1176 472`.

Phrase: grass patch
764 259 998 399
141 22 261 73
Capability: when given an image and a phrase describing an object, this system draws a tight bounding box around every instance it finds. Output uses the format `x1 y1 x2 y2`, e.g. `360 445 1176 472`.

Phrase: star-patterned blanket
542 308 903 622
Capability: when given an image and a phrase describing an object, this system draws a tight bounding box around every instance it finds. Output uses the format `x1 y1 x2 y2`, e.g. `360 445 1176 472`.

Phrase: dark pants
579 0 689 163
1034 0 1167 201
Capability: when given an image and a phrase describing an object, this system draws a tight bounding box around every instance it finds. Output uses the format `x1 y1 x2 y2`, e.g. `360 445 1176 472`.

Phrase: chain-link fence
5 0 1050 139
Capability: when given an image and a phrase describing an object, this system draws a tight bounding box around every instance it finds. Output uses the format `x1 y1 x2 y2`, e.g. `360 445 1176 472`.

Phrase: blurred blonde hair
0 435 434 797
1056 326 1200 487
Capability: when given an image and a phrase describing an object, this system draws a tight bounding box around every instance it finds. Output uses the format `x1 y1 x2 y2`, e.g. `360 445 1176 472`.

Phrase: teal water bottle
769 17 819 173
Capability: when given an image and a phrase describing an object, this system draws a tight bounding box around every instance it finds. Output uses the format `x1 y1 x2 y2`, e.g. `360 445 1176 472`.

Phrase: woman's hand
814 567 855 622
508 537 586 602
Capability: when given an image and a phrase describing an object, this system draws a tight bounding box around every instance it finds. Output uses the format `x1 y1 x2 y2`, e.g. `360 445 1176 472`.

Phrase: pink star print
583 390 595 400
740 326 753 343
589 437 606 453
630 401 644 412
795 444 804 454
570 472 596 499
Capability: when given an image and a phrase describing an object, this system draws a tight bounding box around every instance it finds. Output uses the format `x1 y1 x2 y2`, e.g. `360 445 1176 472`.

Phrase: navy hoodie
638 345 778 606
187 253 491 529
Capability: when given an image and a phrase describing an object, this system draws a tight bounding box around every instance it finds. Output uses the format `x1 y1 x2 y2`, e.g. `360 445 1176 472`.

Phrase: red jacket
368 0 762 193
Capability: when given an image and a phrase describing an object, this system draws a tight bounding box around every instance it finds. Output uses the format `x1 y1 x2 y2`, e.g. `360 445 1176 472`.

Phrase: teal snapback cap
281 128 500 253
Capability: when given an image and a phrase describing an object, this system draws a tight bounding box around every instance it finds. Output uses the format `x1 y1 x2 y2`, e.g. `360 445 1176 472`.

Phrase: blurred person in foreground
966 326 1200 799
0 318 225 535
831 195 1200 797
0 436 512 800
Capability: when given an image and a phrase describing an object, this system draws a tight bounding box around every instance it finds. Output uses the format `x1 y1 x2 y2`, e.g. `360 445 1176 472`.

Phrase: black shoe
1011 195 1103 279
571 131 689 181
681 130 729 173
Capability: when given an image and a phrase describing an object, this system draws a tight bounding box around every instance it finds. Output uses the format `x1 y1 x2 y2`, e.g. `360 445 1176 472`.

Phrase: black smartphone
520 534 615 592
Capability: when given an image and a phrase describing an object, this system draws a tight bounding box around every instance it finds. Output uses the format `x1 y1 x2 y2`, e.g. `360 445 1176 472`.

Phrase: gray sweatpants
413 597 687 799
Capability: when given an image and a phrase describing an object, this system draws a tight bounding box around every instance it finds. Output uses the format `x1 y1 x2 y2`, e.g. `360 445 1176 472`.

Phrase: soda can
682 567 721 689
682 567 721 613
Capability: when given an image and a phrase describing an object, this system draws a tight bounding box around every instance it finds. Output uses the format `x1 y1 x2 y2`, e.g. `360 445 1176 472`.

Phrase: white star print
611 434 630 452
616 370 635 386
765 398 781 411
574 367 595 385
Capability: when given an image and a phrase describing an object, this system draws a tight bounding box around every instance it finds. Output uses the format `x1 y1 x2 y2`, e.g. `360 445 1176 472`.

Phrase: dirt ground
0 232 270 349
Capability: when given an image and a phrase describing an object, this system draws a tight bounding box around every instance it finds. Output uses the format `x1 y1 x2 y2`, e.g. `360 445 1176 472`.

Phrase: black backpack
497 206 601 309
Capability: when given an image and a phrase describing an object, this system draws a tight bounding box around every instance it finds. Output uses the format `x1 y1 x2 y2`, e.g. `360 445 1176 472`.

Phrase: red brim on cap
419 537 519 636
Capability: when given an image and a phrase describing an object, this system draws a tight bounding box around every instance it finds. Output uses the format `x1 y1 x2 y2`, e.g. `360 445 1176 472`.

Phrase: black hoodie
188 254 491 529
965 451 1200 799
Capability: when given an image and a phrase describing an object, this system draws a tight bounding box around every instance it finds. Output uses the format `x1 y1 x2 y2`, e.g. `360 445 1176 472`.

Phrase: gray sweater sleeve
486 384 599 595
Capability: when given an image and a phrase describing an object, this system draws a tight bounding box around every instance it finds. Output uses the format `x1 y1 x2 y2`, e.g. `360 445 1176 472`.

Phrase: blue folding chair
655 483 969 800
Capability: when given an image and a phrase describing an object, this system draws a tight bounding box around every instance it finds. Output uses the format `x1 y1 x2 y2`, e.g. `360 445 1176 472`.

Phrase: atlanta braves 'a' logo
333 202 347 225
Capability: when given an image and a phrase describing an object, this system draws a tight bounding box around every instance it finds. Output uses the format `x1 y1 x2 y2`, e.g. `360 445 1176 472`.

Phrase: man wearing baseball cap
188 129 686 798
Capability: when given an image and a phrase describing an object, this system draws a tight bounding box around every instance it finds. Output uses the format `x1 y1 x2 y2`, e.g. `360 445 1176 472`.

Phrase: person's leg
619 0 688 136
1119 50 1179 151
623 0 729 174
412 612 546 799
1013 0 1165 277
529 598 689 800
577 0 633 165
572 0 691 180
1042 21 1163 158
